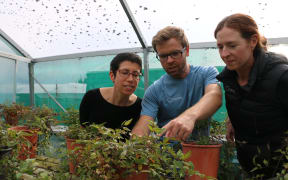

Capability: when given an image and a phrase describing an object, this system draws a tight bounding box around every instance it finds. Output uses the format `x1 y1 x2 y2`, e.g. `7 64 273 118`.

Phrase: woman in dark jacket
215 13 288 179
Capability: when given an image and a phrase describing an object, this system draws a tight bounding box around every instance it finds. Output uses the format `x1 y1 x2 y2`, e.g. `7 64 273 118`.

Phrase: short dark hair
214 13 266 54
110 53 142 76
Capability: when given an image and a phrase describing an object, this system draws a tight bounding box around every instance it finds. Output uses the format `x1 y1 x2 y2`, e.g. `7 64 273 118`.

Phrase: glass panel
0 0 140 58
128 0 288 45
0 57 15 104
33 54 144 112
269 44 288 58
16 61 30 105
0 35 23 55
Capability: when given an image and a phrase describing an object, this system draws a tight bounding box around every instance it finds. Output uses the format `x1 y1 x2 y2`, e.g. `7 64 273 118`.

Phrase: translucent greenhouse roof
0 0 288 60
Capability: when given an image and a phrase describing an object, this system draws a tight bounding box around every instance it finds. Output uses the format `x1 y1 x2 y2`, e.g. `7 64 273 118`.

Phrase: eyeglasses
118 69 142 80
156 47 186 61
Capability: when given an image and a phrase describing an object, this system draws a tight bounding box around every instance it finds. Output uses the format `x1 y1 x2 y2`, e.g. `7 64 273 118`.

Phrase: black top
217 50 288 144
79 88 142 131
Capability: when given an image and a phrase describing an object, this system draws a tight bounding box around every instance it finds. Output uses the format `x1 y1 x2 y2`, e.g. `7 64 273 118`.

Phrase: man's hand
161 115 196 141
160 83 222 141
131 115 154 137
226 117 235 142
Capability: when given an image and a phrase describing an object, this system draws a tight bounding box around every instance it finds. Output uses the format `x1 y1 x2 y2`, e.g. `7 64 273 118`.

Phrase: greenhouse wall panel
0 35 23 56
16 61 30 105
0 57 15 103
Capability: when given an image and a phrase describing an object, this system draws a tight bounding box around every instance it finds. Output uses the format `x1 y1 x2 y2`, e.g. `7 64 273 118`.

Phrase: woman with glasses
79 53 142 133
215 13 288 178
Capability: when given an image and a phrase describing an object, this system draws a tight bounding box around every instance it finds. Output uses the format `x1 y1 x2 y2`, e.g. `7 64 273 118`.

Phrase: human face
156 38 189 79
110 61 141 96
216 27 257 72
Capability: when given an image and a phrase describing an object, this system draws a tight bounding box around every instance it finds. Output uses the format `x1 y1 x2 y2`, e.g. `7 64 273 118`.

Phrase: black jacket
217 50 288 144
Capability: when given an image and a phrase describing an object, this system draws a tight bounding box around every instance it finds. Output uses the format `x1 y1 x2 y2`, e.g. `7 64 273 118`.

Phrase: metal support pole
119 0 148 49
13 60 17 103
143 49 149 90
31 75 67 113
28 63 35 106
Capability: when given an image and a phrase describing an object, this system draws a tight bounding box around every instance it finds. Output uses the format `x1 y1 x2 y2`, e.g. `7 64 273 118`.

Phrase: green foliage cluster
217 142 243 180
0 103 58 149
189 119 226 145
0 121 26 179
66 121 200 180
0 103 30 126
248 136 288 180
276 140 288 180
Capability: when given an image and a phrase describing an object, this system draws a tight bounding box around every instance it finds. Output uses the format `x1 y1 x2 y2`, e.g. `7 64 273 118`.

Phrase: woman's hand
226 117 235 142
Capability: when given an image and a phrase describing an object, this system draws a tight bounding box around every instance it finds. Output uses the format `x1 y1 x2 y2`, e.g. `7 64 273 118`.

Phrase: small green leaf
122 119 132 127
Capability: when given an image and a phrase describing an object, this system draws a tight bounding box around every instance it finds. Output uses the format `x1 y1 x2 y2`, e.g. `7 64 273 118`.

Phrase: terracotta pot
118 165 148 180
182 142 222 180
4 113 19 126
8 126 38 160
66 138 85 174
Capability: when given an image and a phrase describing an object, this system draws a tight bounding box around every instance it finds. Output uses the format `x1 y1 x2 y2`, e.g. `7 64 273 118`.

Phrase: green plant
60 107 79 126
276 139 288 180
1 104 59 159
217 141 243 180
66 121 201 180
248 135 288 180
0 121 26 179
57 109 204 179
61 110 108 141
21 105 58 149
0 103 30 126
214 118 244 180
0 123 17 148
186 118 225 145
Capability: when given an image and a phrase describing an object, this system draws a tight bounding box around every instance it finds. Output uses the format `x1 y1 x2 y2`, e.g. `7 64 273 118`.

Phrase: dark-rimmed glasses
156 47 186 61
118 69 142 80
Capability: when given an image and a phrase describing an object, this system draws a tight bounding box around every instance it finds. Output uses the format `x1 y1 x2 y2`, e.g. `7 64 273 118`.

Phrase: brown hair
261 36 268 51
214 13 266 53
152 26 189 52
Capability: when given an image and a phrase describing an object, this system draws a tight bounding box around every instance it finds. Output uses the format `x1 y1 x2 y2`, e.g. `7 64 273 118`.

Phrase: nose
166 55 174 63
126 73 134 81
221 47 230 59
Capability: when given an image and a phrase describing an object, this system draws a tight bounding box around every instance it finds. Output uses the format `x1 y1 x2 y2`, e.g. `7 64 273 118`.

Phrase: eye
132 72 140 76
217 45 223 50
171 51 180 56
159 54 167 59
121 71 129 75
229 44 236 48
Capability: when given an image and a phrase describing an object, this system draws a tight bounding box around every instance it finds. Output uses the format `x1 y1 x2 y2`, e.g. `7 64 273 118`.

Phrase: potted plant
0 121 24 179
0 103 30 126
60 107 104 174
66 120 200 180
0 122 17 159
182 119 224 180
7 104 58 160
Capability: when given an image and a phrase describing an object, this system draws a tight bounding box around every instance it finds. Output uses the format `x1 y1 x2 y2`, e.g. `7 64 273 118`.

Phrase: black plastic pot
0 146 13 159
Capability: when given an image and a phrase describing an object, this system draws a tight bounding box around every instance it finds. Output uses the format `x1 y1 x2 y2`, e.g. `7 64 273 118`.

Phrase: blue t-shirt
141 65 219 128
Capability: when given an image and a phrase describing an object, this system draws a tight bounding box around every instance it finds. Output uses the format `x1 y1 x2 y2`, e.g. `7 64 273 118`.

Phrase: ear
250 34 258 49
185 45 190 57
109 71 115 83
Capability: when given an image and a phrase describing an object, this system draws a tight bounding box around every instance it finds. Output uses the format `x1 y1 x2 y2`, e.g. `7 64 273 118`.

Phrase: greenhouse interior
1 0 288 179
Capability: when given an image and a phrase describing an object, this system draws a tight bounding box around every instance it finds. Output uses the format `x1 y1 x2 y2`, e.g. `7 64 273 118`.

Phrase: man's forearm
131 115 154 136
179 85 222 122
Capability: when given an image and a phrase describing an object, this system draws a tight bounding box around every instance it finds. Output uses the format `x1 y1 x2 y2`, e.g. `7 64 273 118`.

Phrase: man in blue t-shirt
132 26 222 141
